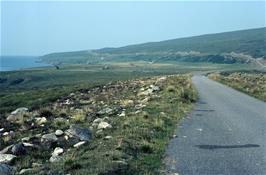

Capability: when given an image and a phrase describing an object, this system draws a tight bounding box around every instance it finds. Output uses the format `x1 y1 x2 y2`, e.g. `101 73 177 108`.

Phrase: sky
1 1 265 56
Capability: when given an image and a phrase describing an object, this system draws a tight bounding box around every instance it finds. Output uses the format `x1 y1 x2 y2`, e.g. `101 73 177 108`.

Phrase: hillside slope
41 28 266 64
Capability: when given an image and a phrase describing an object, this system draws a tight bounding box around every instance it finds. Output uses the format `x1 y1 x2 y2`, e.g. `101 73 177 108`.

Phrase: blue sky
1 1 265 56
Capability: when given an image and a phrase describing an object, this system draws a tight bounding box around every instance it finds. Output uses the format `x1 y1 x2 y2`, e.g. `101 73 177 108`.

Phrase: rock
11 144 26 156
97 107 113 115
52 147 63 157
0 164 15 175
55 130 64 136
97 122 112 130
118 111 125 117
0 145 13 154
11 108 28 115
0 154 16 164
41 133 58 142
19 168 33 174
73 141 86 148
65 125 92 141
138 88 153 96
0 128 4 133
7 108 28 123
21 137 30 142
49 155 62 163
92 118 103 127
104 136 112 140
35 117 47 125
150 85 160 91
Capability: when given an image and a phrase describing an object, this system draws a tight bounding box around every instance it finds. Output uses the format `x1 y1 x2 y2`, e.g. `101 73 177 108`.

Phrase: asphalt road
165 75 266 175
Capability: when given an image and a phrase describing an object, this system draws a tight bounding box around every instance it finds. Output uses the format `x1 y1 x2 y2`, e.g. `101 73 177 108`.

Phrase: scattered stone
65 125 92 141
0 154 16 164
0 164 15 175
104 136 112 140
52 147 64 157
41 133 58 142
11 108 28 115
118 111 126 117
150 85 160 91
0 128 4 133
93 118 103 124
49 155 62 163
98 122 112 130
55 130 64 136
97 107 113 115
0 145 13 154
7 108 28 123
73 141 86 148
35 117 47 125
11 144 26 156
19 168 33 174
21 137 30 142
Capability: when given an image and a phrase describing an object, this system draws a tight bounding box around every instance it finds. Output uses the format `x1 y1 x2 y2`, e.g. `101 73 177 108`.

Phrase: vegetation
41 28 266 64
0 62 248 115
0 74 196 175
208 70 266 101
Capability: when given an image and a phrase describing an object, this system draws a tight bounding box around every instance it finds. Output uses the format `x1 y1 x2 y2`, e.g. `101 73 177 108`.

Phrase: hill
41 27 266 64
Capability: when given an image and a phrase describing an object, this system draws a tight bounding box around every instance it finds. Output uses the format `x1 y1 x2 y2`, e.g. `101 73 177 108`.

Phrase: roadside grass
208 70 266 101
9 74 196 175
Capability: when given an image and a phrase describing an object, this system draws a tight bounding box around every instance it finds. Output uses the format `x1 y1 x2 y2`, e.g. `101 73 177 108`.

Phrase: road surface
165 75 266 175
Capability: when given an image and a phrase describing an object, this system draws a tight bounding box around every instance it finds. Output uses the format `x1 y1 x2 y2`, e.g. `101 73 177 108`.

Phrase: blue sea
0 56 50 71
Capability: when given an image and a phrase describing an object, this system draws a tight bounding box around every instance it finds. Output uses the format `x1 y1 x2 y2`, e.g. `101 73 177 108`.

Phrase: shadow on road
195 144 260 150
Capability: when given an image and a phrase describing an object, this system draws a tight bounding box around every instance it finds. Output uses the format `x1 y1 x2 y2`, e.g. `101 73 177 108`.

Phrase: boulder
0 154 16 164
19 168 33 174
11 144 26 156
97 122 112 130
11 108 28 115
73 141 86 148
41 133 58 142
65 125 92 141
49 155 62 163
97 107 113 115
35 117 47 125
7 108 28 123
150 85 160 91
55 130 64 136
52 147 63 157
0 164 15 175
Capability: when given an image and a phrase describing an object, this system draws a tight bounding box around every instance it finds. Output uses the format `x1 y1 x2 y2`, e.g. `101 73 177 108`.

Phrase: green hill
41 27 266 64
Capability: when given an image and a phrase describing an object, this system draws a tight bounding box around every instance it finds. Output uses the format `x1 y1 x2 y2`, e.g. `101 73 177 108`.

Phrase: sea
0 56 50 71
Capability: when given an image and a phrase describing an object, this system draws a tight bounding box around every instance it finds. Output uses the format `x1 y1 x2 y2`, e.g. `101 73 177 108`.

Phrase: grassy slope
208 70 266 101
0 62 250 115
2 74 196 175
41 28 266 64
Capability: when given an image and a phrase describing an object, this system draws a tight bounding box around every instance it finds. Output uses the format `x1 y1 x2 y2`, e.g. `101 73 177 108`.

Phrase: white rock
73 141 86 148
19 168 33 174
49 155 62 163
35 117 47 125
97 122 112 130
55 130 64 136
118 111 126 117
11 107 28 115
93 118 103 124
0 154 16 164
104 136 112 140
52 147 63 157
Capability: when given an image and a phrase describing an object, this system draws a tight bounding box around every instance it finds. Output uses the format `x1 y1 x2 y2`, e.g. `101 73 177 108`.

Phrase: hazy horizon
1 1 265 56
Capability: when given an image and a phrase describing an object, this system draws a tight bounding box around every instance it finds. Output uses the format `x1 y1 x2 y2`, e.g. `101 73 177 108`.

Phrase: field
208 70 266 101
0 62 257 174
0 62 251 115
